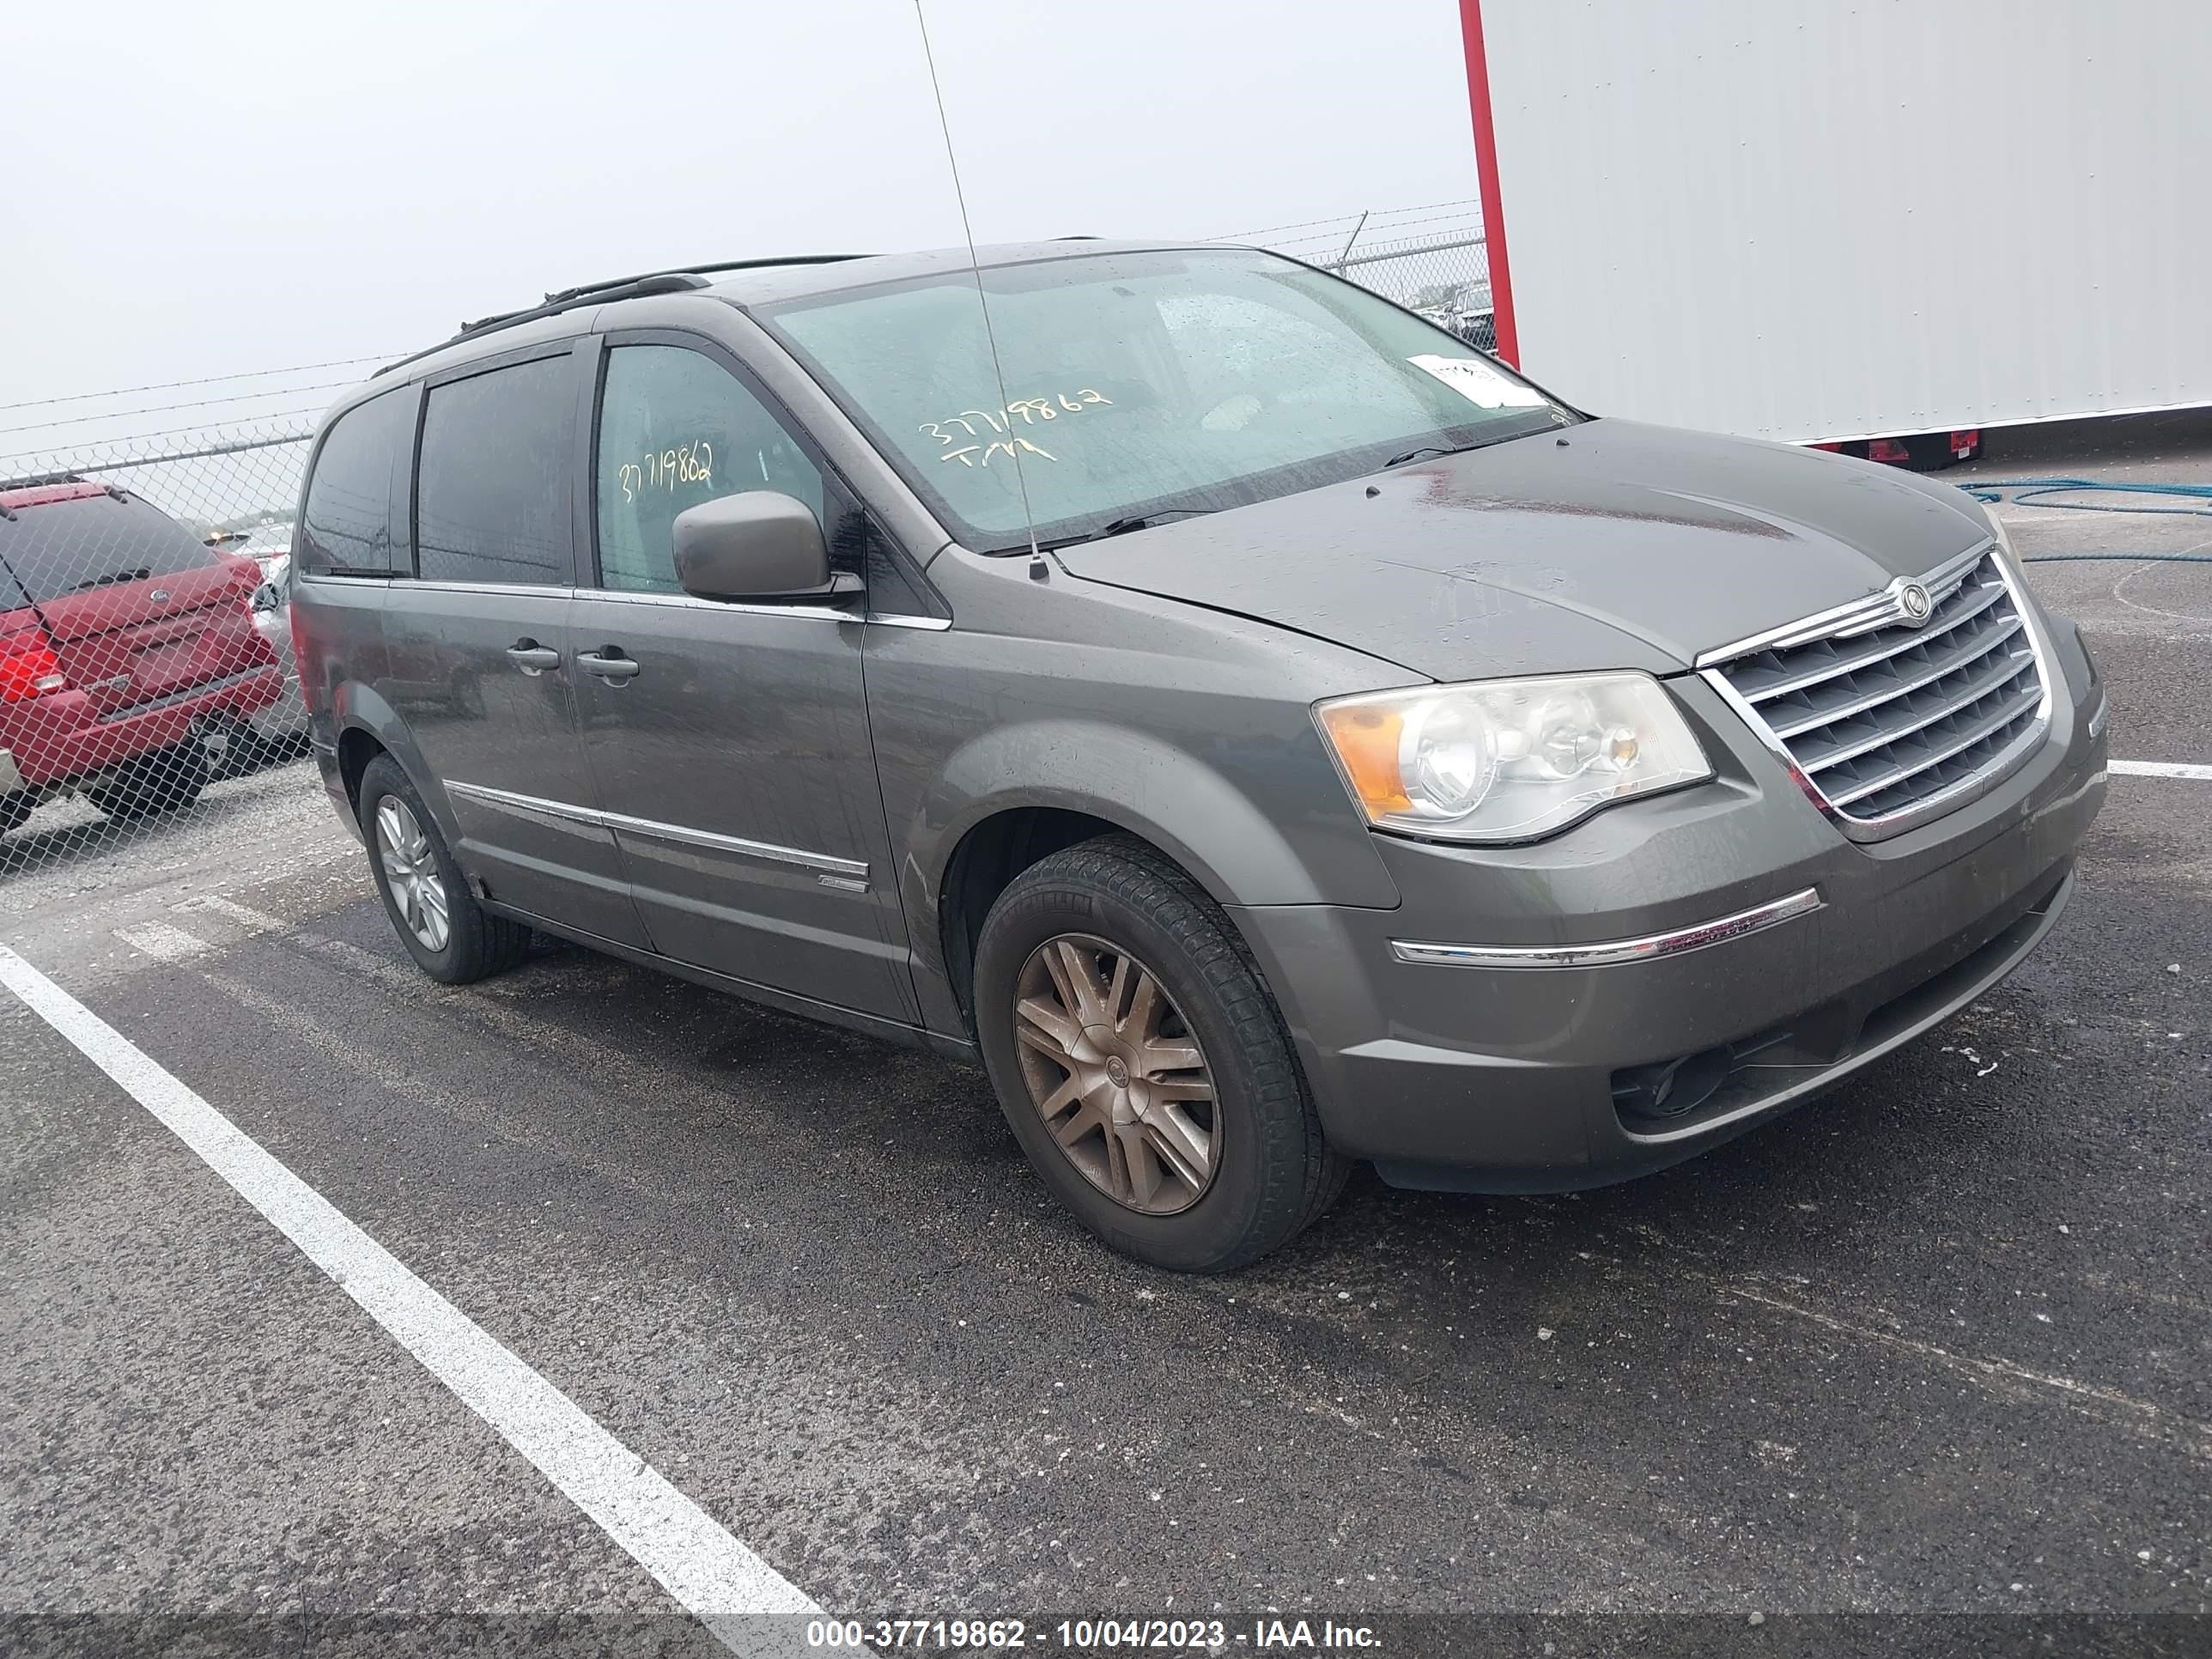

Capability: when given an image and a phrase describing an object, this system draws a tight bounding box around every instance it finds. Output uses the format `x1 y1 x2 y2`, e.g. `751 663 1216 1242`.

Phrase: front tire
973 835 1348 1272
358 755 529 984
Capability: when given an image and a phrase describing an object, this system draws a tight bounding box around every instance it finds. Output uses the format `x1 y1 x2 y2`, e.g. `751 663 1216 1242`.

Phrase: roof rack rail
376 253 873 380
458 272 711 337
532 252 870 313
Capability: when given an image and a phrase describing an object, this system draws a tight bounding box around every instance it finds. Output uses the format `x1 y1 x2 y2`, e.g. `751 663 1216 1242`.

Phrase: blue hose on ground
2020 552 2212 563
1960 477 2212 517
1957 477 2212 562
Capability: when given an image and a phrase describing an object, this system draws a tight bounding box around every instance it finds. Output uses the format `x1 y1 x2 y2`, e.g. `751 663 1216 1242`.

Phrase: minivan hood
1054 419 1995 682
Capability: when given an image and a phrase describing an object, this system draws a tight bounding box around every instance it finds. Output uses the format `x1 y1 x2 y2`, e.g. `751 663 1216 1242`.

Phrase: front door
568 337 914 1021
383 343 647 948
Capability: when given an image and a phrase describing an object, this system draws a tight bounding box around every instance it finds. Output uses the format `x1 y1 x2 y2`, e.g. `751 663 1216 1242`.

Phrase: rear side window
299 388 412 576
416 355 576 586
0 493 218 605
592 345 824 593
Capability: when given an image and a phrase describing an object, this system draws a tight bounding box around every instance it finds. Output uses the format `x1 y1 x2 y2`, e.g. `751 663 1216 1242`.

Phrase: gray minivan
293 242 2108 1270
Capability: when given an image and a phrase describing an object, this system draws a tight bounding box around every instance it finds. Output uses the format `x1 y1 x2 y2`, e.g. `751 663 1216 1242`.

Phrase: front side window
299 387 412 576
758 247 1572 551
416 355 575 586
592 344 824 593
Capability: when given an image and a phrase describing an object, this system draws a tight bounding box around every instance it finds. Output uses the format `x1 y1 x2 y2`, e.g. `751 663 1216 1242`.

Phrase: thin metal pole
1334 210 1371 270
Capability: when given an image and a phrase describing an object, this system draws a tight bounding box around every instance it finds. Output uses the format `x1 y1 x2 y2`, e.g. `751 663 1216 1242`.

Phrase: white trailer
1462 0 2212 449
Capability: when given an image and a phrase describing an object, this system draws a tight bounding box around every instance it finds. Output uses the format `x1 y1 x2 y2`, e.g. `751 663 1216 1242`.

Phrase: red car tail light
0 614 69 702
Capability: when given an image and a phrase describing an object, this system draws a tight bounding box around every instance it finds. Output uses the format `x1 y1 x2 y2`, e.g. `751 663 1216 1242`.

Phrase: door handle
506 640 561 676
576 648 641 683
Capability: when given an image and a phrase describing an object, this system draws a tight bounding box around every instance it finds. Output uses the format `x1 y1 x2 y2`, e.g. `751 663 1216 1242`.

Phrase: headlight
1315 672 1712 842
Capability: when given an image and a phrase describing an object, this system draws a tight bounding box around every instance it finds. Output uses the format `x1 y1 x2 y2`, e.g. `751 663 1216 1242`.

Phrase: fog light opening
1611 1026 1796 1127
1612 1046 1732 1121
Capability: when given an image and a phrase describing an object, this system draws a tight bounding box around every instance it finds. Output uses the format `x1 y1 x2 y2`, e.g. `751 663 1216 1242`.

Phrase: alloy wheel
374 796 450 953
1012 933 1219 1215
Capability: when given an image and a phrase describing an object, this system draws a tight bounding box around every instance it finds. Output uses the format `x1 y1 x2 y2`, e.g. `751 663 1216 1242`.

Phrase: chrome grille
1703 546 2050 839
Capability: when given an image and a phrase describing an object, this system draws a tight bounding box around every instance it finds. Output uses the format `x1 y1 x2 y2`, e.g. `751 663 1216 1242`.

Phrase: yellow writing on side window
920 389 1112 463
614 440 715 504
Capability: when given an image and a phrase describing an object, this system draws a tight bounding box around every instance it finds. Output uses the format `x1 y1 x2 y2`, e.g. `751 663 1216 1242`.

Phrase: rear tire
358 754 530 984
973 834 1349 1273
193 712 255 780
86 742 210 820
0 793 33 836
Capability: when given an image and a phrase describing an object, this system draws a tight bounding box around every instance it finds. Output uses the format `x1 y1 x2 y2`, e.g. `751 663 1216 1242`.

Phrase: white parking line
0 942 820 1655
175 893 290 933
112 921 212 961
2111 759 2212 780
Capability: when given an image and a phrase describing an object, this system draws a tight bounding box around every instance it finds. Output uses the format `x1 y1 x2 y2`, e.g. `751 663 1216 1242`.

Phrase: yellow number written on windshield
920 389 1113 467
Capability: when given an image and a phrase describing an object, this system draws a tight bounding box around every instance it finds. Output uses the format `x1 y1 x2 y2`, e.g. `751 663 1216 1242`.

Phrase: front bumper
1230 624 2109 1193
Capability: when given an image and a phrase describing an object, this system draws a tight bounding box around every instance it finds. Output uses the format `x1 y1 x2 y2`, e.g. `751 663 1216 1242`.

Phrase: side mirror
672 491 859 605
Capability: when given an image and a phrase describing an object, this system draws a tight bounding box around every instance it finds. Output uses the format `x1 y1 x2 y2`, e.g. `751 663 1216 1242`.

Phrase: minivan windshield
758 247 1575 552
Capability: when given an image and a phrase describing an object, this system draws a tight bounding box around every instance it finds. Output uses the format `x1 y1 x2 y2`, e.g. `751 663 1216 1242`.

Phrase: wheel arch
326 681 444 836
936 805 1129 1033
335 726 386 823
905 718 1398 1036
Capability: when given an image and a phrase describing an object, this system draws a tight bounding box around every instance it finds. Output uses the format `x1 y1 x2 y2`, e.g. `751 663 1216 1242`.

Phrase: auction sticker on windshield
1407 353 1549 409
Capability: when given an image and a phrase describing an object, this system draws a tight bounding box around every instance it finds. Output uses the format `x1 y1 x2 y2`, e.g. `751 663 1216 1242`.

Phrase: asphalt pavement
3 414 2207 1658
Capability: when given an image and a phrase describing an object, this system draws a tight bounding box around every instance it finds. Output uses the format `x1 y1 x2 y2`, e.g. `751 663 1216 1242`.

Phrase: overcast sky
3 0 1477 413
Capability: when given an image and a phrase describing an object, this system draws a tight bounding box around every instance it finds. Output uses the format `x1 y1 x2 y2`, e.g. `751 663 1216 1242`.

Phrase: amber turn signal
1317 702 1410 814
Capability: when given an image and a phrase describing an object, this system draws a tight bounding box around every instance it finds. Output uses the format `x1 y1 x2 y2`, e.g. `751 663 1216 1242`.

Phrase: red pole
1458 0 1519 367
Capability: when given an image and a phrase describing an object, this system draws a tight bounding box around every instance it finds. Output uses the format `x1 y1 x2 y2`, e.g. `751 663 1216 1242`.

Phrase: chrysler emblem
1898 581 1933 624
149 588 172 604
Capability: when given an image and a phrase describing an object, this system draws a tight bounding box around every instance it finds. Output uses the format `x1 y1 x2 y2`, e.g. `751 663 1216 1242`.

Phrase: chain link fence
1233 202 1497 351
0 206 1498 881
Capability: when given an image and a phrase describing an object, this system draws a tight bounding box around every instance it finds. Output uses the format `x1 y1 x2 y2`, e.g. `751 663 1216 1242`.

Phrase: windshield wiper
1007 507 1222 555
1095 507 1218 538
1383 416 1571 471
1382 443 1472 469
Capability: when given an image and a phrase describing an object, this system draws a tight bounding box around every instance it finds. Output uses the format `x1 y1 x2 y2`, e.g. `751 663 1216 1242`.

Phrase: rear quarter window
299 387 414 576
0 493 219 605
